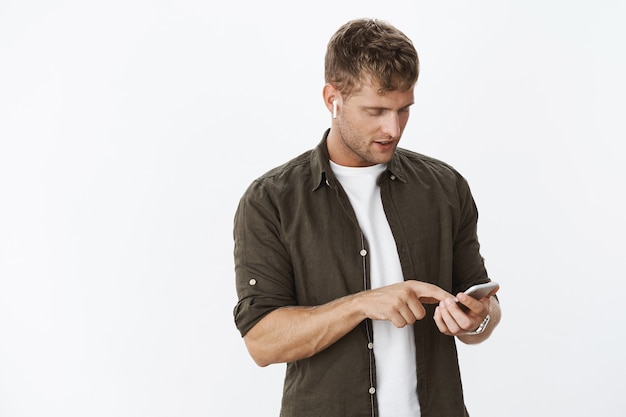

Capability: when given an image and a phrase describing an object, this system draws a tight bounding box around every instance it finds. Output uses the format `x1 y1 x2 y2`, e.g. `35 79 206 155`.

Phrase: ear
323 84 340 117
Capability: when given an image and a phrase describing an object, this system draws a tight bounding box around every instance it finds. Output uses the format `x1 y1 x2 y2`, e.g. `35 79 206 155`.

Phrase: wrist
466 314 491 335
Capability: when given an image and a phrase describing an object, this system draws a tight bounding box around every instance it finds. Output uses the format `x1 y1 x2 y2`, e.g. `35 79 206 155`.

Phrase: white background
1 1 624 416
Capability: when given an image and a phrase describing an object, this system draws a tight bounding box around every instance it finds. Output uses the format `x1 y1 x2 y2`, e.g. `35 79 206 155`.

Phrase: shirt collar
310 129 407 191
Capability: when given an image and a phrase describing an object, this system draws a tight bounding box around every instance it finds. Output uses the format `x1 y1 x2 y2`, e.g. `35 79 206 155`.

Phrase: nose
381 111 401 139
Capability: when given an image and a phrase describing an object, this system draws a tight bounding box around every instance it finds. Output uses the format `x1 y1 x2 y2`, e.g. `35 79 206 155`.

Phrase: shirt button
367 342 373 350
360 249 367 256
249 279 257 286
369 387 376 395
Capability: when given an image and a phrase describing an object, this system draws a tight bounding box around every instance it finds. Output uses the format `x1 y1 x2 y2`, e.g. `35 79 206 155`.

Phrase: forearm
243 294 367 367
457 296 501 344
244 281 453 366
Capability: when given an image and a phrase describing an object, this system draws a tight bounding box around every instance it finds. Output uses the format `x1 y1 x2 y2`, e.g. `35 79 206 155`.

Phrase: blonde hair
325 18 419 98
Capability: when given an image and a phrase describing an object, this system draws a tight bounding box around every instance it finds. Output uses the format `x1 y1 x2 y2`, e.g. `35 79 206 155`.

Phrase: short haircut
325 18 420 98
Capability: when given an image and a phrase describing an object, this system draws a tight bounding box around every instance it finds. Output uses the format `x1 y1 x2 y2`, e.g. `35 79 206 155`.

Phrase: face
327 83 414 167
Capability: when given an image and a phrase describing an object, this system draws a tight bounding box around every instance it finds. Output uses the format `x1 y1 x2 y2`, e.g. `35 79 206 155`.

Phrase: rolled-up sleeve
233 180 296 337
451 174 489 294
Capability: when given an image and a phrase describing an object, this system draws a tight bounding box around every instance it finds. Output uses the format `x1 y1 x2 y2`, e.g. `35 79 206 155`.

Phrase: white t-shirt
330 161 420 417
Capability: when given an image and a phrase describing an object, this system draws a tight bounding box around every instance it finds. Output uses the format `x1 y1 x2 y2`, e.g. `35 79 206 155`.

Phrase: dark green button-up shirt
233 130 490 417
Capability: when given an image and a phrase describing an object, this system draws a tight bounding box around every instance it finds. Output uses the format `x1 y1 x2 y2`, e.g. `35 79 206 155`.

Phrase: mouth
373 139 396 149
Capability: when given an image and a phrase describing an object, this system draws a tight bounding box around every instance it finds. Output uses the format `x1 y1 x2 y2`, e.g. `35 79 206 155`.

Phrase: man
233 18 501 417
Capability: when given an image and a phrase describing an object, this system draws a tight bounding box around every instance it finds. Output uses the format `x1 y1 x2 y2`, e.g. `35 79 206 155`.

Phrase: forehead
348 82 415 107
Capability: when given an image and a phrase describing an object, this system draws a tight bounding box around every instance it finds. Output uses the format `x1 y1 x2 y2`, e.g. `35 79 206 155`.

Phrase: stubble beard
336 122 395 167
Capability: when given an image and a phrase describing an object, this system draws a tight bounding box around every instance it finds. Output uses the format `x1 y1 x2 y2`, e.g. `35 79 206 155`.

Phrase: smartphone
457 281 499 311
464 281 499 300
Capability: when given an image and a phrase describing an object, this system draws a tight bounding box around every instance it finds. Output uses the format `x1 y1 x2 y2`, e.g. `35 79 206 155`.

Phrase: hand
433 292 493 336
357 281 453 328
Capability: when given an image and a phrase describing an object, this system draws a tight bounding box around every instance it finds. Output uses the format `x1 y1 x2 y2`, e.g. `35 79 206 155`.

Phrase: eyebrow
364 102 415 111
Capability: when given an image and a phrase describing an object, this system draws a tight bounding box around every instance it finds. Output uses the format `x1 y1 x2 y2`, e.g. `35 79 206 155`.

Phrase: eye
366 109 384 117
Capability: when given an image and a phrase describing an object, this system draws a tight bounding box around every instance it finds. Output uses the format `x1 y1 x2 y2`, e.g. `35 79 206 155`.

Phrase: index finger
406 281 453 304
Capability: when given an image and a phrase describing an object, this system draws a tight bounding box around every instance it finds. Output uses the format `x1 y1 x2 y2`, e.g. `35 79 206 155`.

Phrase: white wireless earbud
332 99 337 119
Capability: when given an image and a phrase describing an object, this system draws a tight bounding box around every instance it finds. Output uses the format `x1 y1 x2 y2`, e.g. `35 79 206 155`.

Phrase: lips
374 140 395 148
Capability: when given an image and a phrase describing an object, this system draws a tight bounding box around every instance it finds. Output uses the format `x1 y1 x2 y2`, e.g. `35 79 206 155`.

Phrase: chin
373 154 394 165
